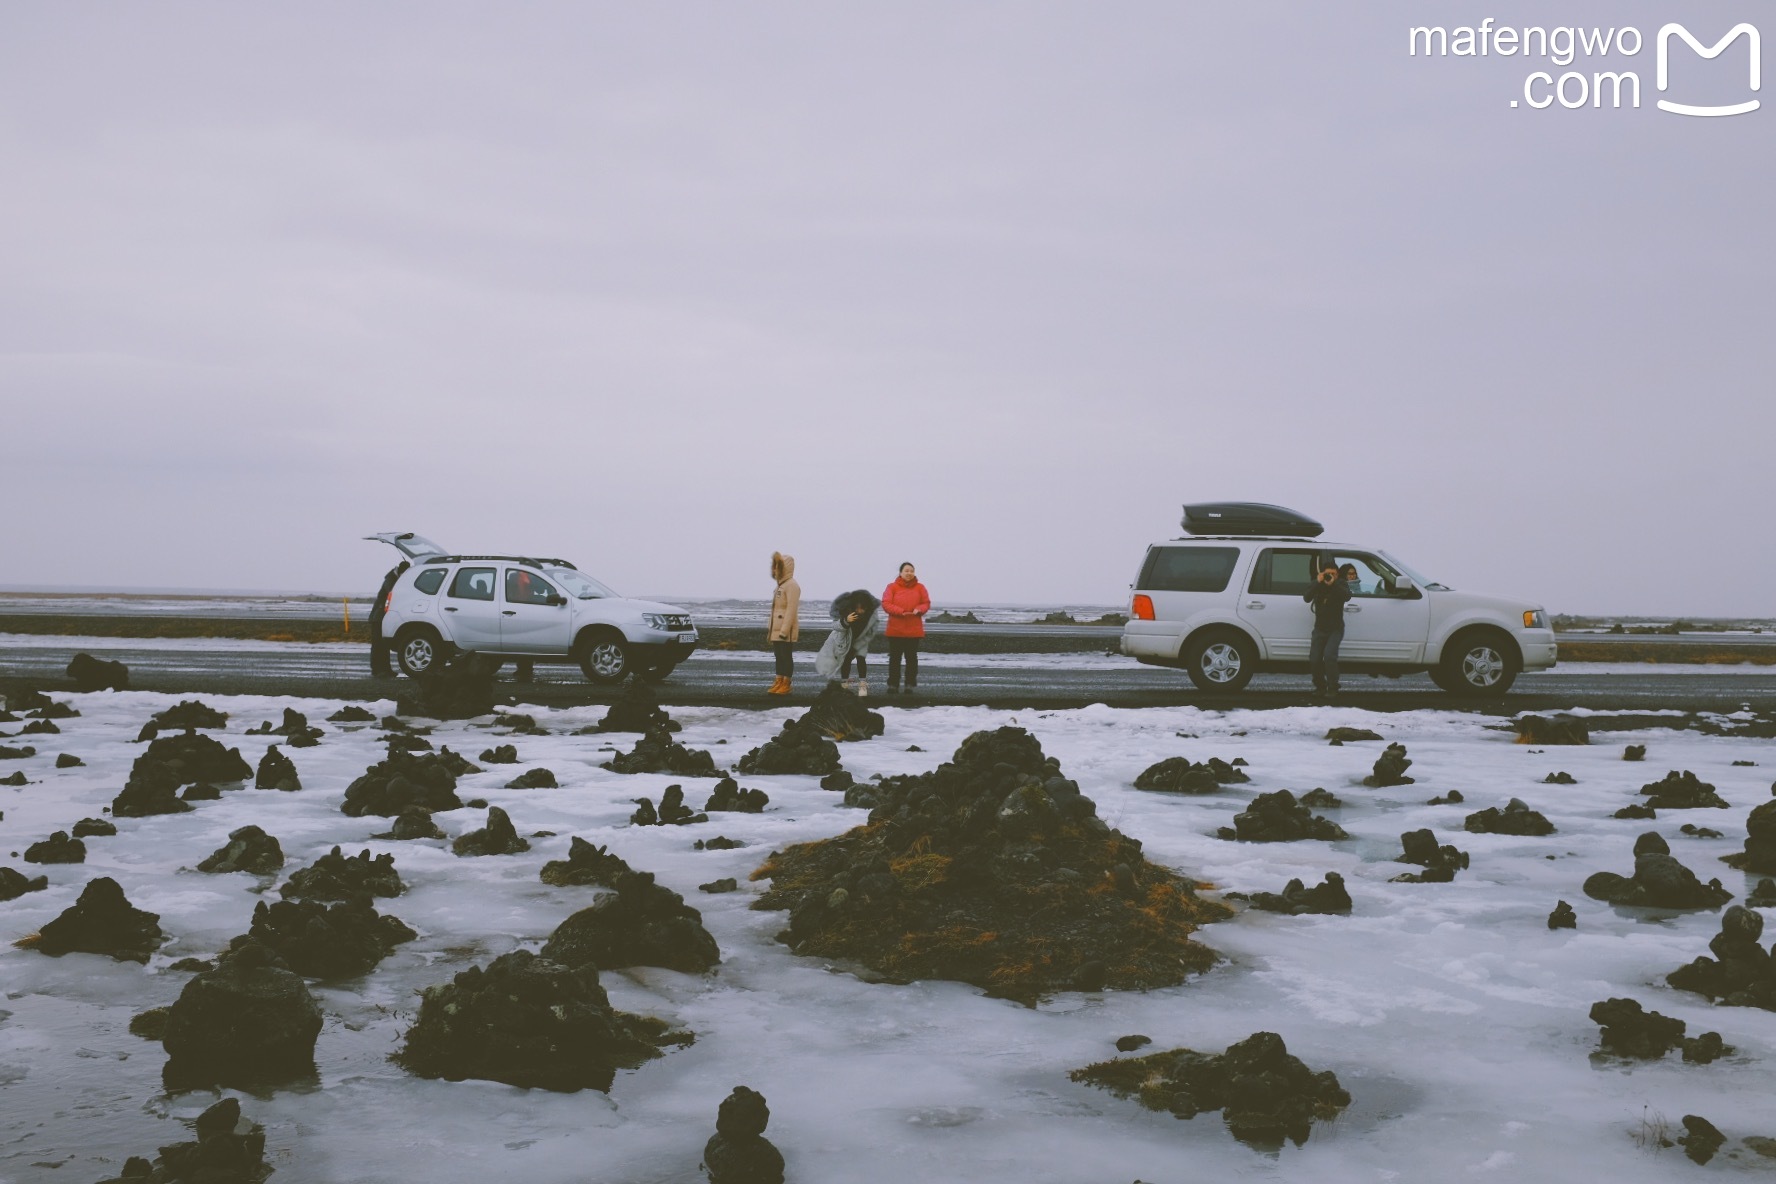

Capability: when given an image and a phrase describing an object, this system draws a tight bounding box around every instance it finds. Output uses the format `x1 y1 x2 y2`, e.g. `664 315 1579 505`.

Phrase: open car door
364 532 448 561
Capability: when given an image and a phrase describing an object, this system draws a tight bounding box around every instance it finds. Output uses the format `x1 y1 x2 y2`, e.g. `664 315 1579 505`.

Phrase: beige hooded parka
768 552 801 642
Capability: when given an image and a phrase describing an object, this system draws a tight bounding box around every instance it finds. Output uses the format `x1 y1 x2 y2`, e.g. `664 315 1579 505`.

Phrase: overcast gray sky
3 2 1770 614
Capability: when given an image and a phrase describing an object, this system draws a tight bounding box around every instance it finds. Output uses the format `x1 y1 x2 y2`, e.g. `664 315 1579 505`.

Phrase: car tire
1436 630 1520 697
395 627 444 678
577 631 631 685
1183 630 1257 693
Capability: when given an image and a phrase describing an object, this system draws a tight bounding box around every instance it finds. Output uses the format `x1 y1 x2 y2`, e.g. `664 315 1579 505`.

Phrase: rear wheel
577 632 631 685
1437 630 1520 697
1183 630 1257 693
395 627 444 678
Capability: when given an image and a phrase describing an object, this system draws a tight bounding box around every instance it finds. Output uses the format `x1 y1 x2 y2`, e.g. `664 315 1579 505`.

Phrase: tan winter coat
768 552 801 642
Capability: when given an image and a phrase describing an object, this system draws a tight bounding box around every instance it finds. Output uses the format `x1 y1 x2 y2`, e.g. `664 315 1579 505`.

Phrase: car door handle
444 606 458 612
1245 601 1265 610
502 610 517 616
1345 604 1360 613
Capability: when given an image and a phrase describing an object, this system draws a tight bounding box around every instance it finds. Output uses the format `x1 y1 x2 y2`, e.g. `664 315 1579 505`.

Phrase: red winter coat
882 578 930 638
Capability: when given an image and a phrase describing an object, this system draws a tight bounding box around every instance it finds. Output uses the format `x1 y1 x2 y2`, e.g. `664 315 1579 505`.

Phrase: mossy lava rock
246 897 416 978
541 870 721 973
340 750 465 817
751 727 1229 1000
795 681 884 742
23 876 164 963
397 949 680 1092
1071 1031 1351 1151
540 837 636 888
279 847 403 901
736 717 842 776
162 938 323 1088
602 726 722 777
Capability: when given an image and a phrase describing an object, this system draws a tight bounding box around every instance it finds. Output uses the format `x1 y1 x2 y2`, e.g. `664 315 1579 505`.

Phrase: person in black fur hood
814 589 884 696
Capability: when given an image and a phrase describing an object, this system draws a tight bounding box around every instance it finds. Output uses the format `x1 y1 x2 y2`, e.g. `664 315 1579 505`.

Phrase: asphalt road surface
5 637 1775 715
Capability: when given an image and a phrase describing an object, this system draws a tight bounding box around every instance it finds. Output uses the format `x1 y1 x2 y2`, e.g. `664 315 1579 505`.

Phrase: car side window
1331 553 1408 598
448 566 496 601
1140 546 1240 593
413 569 446 595
505 568 558 605
1249 549 1318 596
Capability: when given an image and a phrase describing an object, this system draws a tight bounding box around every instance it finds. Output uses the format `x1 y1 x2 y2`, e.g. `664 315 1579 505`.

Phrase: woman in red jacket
881 562 930 695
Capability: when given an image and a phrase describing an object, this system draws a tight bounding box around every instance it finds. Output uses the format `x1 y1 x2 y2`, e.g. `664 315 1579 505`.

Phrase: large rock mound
24 831 86 864
591 678 680 734
795 682 885 742
705 776 769 813
1463 798 1555 836
702 1086 785 1184
1583 833 1732 910
1390 829 1469 882
452 807 531 856
254 745 302 791
1724 799 1776 874
751 727 1229 1000
1217 791 1348 843
1133 756 1249 795
631 785 708 826
1640 770 1729 810
602 726 722 776
541 837 635 888
340 750 465 817
1362 743 1415 787
1589 997 1726 1062
1229 873 1351 916
0 866 48 901
1070 1031 1351 1150
736 718 842 776
541 870 721 973
279 847 403 901
197 826 286 875
67 652 130 692
246 897 416 978
21 876 164 962
1668 906 1776 1009
162 939 323 1088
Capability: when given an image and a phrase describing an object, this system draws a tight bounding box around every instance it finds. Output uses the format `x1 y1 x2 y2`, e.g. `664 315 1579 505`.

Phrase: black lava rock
372 807 448 841
26 876 164 962
452 806 531 856
1426 790 1465 805
1623 744 1646 761
0 866 48 901
280 847 403 901
1232 872 1352 915
140 700 229 737
1588 997 1727 1062
1134 756 1250 794
1299 788 1342 809
1463 798 1555 836
1548 900 1577 929
1667 906 1776 1009
736 717 842 776
340 750 465 817
631 784 707 826
541 837 636 888
696 836 745 851
254 745 302 792
1680 1115 1727 1165
56 753 84 768
592 678 681 734
1514 715 1589 745
1640 770 1729 810
1391 829 1469 882
479 744 519 764
66 652 131 692
703 1086 785 1184
197 826 286 875
162 938 323 1088
705 776 769 813
24 831 86 864
505 767 558 789
700 878 739 894
1217 790 1348 843
795 682 885 742
394 659 497 719
1724 799 1776 874
1543 771 1577 785
1362 744 1415 787
1325 727 1383 743
246 897 416 978
542 870 721 973
95 1097 272 1184
327 705 377 722
71 816 116 838
604 726 723 777
1582 833 1732 909
247 707 323 747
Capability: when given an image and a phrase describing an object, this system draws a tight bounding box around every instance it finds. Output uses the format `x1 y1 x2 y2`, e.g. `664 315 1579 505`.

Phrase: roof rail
421 555 579 570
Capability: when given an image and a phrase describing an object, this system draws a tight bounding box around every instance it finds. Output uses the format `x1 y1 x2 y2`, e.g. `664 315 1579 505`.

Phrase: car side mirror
1393 576 1415 593
546 593 566 607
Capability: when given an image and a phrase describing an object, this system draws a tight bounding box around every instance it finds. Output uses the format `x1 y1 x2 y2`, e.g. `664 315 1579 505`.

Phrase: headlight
642 613 669 631
1523 610 1547 630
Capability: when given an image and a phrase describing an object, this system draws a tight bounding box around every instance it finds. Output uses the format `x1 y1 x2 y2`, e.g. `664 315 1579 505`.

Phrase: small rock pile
138 700 228 739
1548 900 1577 929
603 726 722 776
705 776 769 813
254 745 301 791
1133 756 1250 795
246 707 323 747
1543 771 1577 785
162 938 323 1088
371 808 446 840
452 807 531 856
94 1097 272 1184
1588 997 1726 1062
795 682 885 742
1463 799 1555 836
1070 1031 1352 1151
0 867 48 901
340 750 465 817
591 679 681 734
1390 829 1469 882
631 785 707 826
24 831 86 864
1623 744 1646 762
1325 727 1383 743
72 817 116 837
702 1086 785 1184
1514 715 1589 745
66 652 130 692
1668 906 1776 1009
541 837 636 888
1216 791 1348 843
114 732 254 816
1363 744 1415 787
397 949 680 1092
1300 788 1342 809
479 744 519 764
20 876 164 962
1640 770 1729 810
735 718 842 776
197 826 286 875
280 847 403 901
1582 833 1732 909
505 767 558 789
327 705 376 723
1228 873 1352 915
246 897 417 978
541 870 721 973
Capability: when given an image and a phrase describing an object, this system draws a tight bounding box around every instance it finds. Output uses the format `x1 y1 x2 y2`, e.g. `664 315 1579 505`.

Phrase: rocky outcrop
371 808 447 841
1229 873 1351 915
1514 715 1589 745
279 847 403 901
1325 727 1383 743
246 897 416 978
94 1097 272 1184
397 949 678 1092
479 744 520 764
111 764 196 817
1668 906 1776 1009
1463 799 1555 836
327 705 377 723
246 707 323 747
140 700 229 738
1548 900 1577 929
1588 997 1726 1062
1543 771 1577 785
592 679 681 734
1133 756 1250 795
1583 833 1732 910
1623 744 1646 761
796 682 885 742
736 718 842 776
603 727 722 777
1216 791 1348 843
1640 770 1729 810
752 727 1229 1000
702 1086 785 1184
24 831 86 864
1362 744 1415 787
23 876 164 962
56 753 84 768
1300 788 1342 809
452 807 531 856
542 870 721 973
0 866 48 901
254 746 301 791
631 785 707 826
72 817 116 837
1070 1031 1352 1150
504 767 558 789
340 751 465 817
162 939 323 1087
1390 829 1469 882
197 826 286 875
705 776 769 813
541 837 635 888
113 732 253 816
395 660 496 720
66 652 130 692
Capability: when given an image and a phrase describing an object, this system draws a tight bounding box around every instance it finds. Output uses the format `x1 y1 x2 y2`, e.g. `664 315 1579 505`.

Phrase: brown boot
766 676 790 695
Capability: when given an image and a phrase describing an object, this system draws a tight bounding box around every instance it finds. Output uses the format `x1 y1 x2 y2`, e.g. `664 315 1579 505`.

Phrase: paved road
5 637 1775 715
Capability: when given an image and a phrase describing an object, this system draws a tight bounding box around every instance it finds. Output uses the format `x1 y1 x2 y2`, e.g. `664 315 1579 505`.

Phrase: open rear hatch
364 532 449 560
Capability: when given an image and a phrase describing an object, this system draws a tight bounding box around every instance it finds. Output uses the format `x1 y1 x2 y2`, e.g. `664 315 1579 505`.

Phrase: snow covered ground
2 692 1774 1182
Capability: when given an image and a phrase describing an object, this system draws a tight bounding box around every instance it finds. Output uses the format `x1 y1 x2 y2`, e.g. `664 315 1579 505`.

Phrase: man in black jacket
368 561 409 678
1304 563 1352 697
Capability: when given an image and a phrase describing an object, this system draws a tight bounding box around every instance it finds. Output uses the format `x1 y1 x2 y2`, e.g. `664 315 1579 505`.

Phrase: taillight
384 591 395 613
1131 594 1155 621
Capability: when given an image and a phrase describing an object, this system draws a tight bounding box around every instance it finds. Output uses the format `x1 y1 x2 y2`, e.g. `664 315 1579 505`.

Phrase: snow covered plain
2 692 1774 1182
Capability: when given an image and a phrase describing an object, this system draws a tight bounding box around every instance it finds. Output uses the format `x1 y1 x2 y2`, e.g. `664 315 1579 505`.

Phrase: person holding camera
1304 562 1352 697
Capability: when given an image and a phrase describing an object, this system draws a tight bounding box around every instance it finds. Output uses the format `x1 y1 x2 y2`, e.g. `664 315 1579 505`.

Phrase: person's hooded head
772 552 795 584
830 588 880 630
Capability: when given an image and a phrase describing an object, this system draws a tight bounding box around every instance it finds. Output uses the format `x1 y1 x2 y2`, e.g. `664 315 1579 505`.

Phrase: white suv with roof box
1119 504 1557 696
368 532 699 684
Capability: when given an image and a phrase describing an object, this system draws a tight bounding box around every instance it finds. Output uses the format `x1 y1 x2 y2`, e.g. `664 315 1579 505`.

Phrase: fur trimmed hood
829 588 880 625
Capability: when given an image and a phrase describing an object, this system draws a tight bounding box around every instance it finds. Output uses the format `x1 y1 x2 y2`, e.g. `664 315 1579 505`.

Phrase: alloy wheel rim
590 644 624 677
404 639 433 671
1462 646 1503 687
1202 642 1242 683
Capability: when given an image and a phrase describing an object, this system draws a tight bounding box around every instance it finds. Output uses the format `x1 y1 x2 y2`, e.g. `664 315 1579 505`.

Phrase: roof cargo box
1182 503 1323 538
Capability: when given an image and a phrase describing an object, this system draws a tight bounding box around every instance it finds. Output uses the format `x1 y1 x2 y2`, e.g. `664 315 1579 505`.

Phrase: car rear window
1139 546 1240 593
448 566 496 601
413 569 446 595
1249 549 1318 595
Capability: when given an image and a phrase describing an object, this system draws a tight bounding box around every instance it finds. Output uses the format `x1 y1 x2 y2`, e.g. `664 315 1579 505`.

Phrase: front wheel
1183 630 1257 693
577 633 631 685
1436 632 1520 697
395 627 444 678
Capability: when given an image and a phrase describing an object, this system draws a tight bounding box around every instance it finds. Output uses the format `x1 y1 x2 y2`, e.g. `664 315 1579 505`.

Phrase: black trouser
773 641 794 676
887 637 919 687
369 606 391 674
1309 623 1344 691
841 653 868 678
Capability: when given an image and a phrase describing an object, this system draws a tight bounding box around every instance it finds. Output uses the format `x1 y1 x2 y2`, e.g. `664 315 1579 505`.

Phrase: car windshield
548 567 618 599
1378 550 1451 591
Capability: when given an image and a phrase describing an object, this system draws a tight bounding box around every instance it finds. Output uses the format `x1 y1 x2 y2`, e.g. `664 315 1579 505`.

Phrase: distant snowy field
3 692 1775 1182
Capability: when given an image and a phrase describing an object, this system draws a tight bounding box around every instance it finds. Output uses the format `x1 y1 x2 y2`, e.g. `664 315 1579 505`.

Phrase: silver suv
368 533 699 684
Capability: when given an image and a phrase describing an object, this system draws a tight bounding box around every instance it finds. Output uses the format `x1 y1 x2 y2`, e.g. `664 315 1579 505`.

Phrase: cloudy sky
3 2 1770 614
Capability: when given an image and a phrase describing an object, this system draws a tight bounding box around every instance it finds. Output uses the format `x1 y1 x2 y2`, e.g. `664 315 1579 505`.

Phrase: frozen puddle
2 692 1775 1181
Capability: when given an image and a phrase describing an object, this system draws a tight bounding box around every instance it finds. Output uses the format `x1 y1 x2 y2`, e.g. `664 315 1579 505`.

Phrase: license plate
678 633 697 644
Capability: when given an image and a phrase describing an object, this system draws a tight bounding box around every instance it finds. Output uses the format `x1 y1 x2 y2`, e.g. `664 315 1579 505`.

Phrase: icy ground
2 693 1774 1182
